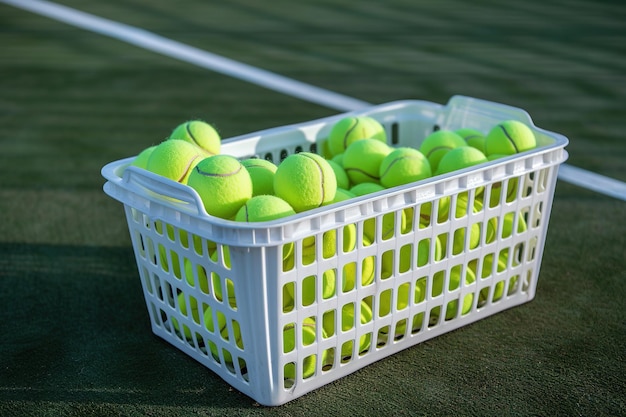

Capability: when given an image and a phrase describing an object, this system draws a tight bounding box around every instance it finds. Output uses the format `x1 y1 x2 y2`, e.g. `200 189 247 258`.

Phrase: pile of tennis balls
130 116 537 376
131 116 537 223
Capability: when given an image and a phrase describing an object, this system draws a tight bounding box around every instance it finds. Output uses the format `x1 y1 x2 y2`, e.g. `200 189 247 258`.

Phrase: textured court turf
1 1 625 416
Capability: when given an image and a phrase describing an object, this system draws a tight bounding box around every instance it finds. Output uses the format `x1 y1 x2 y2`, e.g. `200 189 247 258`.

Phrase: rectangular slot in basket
102 95 568 406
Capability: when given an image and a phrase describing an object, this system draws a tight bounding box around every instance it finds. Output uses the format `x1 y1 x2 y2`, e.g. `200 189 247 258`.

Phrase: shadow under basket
101 95 568 406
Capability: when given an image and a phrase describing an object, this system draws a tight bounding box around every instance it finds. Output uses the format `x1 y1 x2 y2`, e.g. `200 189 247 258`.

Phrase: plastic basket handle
122 166 206 216
446 95 534 125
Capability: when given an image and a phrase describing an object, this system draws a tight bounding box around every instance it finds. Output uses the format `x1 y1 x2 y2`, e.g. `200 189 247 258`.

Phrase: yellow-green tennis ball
384 236 442 280
350 182 385 196
241 158 278 196
319 138 334 160
302 225 358 263
283 318 325 380
327 159 350 190
436 146 488 176
332 188 356 204
341 235 375 292
146 140 204 184
209 246 235 304
274 152 337 213
488 176 519 207
455 128 486 154
379 147 432 188
205 311 242 365
187 155 253 219
432 266 476 320
168 120 221 156
484 120 537 156
131 145 156 169
323 300 372 360
172 292 201 340
327 116 387 156
184 258 209 293
235 195 295 222
343 138 391 184
331 153 344 167
419 130 467 173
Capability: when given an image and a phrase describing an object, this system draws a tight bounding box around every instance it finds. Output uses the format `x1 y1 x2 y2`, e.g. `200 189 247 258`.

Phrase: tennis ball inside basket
169 120 221 156
146 139 204 184
431 265 476 321
235 195 295 222
204 308 241 365
484 120 537 156
419 130 467 173
436 146 488 176
332 188 356 204
274 152 337 213
130 145 156 169
341 235 375 292
343 138 391 185
379 147 432 188
327 159 351 190
323 300 373 360
241 158 278 196
172 292 201 340
187 155 253 219
283 318 325 380
327 116 387 156
455 128 486 154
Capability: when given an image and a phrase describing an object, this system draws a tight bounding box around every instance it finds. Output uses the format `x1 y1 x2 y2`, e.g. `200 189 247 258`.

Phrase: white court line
4 0 626 202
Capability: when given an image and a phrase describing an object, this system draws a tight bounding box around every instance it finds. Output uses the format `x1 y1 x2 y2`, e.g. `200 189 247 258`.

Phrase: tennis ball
350 182 385 196
172 292 201 340
283 318 326 380
364 210 407 243
331 153 344 167
332 188 356 204
209 246 237 306
131 145 156 169
419 130 467 173
488 176 519 207
484 120 537 156
274 152 337 213
379 147 432 188
169 120 221 156
327 116 387 156
146 140 204 184
455 128 486 154
436 146 488 176
323 300 373 360
327 159 350 190
343 139 391 184
471 253 518 305
235 195 295 222
383 237 442 282
241 158 278 196
431 265 476 321
302 225 358 262
341 235 375 292
187 155 253 219
208 315 243 366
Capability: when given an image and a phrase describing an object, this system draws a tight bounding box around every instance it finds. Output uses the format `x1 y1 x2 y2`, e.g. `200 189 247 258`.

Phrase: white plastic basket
102 95 568 406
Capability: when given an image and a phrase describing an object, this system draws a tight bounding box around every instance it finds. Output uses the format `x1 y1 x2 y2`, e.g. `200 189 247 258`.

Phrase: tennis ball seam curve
343 118 360 149
178 154 203 183
345 167 379 181
299 153 327 207
379 155 423 178
425 145 454 158
499 125 519 153
195 163 243 177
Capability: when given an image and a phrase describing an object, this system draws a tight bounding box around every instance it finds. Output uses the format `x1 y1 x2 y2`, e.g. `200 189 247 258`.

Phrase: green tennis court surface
1 1 624 415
